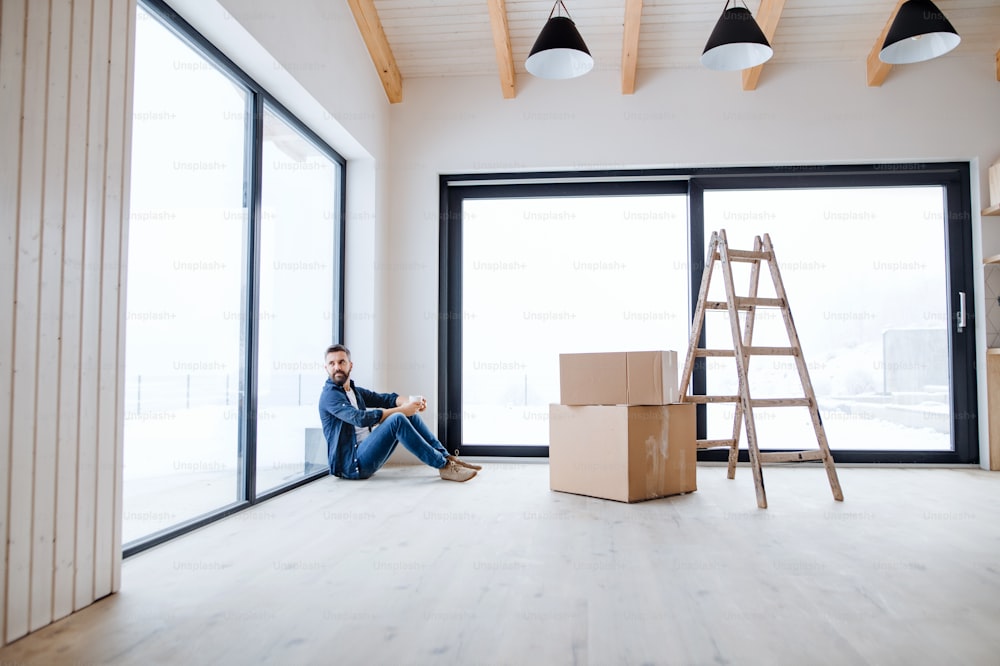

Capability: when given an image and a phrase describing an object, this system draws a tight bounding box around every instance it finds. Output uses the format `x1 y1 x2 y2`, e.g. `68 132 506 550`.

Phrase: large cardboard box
549 403 696 503
559 350 679 405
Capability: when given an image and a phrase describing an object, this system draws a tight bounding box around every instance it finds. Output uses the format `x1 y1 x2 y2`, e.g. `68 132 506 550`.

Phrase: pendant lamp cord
548 0 571 20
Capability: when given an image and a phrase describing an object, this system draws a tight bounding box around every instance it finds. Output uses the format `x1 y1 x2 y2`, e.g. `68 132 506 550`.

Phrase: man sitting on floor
318 344 480 482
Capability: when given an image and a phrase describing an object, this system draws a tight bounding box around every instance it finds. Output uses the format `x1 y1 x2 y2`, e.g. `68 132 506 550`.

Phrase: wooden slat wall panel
0 0 28 648
95 0 131 598
1 0 136 646
9 0 48 641
53 0 94 621
30 0 72 633
73 0 111 612
113 0 137 595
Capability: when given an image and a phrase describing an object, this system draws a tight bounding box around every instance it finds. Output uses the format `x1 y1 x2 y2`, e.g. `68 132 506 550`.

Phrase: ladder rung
746 346 799 356
713 250 772 262
704 298 784 310
694 347 797 357
705 301 751 311
758 450 826 463
736 297 784 308
697 439 737 449
683 395 741 403
683 396 811 406
750 398 812 408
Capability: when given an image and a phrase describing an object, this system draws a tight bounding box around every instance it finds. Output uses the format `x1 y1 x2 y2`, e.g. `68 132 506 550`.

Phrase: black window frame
125 0 347 557
439 163 978 465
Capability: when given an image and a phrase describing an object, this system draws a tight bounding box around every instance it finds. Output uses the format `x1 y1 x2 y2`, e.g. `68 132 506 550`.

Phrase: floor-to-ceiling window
440 166 977 464
255 105 341 495
124 3 246 542
456 186 688 454
701 187 953 455
123 1 344 553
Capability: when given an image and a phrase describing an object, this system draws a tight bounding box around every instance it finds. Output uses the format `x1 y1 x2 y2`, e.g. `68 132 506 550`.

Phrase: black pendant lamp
525 0 594 79
879 0 960 65
701 1 773 71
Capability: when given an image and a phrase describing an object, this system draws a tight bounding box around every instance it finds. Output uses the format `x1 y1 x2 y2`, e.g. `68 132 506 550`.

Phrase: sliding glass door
449 183 688 455
440 165 977 463
702 186 953 454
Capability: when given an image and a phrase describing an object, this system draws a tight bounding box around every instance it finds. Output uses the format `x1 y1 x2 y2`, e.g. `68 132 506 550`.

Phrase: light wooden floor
3 462 1000 665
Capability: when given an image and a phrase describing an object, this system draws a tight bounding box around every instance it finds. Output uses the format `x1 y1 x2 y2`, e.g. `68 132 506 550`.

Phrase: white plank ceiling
372 0 1000 79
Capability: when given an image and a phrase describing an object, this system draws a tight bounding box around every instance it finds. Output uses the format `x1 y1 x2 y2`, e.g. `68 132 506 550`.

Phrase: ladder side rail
679 232 721 399
761 234 844 501
718 230 768 508
728 235 766 479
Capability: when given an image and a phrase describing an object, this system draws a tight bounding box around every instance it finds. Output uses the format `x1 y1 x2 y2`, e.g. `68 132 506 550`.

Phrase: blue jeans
352 413 448 479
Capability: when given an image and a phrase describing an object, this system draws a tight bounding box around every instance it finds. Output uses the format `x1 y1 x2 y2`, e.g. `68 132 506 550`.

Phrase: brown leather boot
439 460 477 482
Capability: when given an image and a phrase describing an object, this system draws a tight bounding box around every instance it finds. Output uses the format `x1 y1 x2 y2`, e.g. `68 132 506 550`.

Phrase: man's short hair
325 344 351 360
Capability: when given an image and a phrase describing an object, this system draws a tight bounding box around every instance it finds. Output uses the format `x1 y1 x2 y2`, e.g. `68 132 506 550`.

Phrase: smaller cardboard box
549 403 696 503
559 350 679 405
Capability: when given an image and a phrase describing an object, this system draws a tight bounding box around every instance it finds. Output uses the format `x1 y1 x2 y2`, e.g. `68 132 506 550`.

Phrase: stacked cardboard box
549 351 696 503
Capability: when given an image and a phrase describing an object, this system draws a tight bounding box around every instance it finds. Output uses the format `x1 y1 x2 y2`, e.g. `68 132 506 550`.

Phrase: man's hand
381 395 426 422
395 395 426 412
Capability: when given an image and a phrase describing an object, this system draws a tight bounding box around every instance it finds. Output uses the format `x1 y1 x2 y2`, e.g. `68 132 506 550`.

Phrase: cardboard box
549 403 696 503
559 350 679 405
990 162 1000 208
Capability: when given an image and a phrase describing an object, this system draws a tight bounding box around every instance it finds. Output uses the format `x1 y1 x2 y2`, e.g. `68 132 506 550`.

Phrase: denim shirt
318 377 399 478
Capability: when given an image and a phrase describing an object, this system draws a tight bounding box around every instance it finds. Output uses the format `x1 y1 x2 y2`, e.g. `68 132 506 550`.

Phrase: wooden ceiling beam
621 0 643 94
866 0 907 87
742 0 786 91
347 0 403 103
487 0 516 99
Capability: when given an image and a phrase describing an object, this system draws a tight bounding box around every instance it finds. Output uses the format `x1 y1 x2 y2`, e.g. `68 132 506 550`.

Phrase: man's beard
332 370 349 386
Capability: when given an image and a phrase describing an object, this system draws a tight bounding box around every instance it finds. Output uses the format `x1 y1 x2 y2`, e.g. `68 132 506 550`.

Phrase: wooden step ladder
678 229 844 509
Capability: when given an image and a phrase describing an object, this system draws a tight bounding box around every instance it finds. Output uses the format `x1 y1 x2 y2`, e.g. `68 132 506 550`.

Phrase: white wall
1 0 135 646
385 55 1000 465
